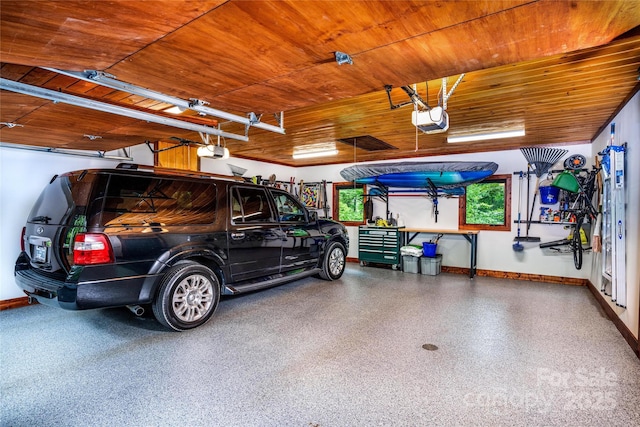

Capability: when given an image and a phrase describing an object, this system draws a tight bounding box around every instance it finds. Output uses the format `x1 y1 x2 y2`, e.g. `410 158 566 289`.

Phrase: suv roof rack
115 163 245 182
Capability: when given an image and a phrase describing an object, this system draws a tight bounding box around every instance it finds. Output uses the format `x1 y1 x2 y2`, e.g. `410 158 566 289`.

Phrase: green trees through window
339 188 364 221
333 183 366 225
459 174 511 231
465 182 505 225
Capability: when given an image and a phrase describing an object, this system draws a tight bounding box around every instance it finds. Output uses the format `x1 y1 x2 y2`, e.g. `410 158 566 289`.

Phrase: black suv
15 164 349 331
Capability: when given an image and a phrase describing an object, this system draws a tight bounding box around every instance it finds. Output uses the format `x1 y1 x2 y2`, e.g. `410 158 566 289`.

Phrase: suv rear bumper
15 252 154 310
15 267 79 310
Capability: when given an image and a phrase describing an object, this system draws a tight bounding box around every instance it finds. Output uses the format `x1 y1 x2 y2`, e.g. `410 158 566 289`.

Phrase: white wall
589 91 639 339
299 144 593 279
0 145 144 300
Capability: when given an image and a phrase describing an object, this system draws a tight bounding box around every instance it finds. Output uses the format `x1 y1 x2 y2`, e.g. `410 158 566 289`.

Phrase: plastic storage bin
422 242 437 257
420 254 442 276
539 185 560 204
403 256 420 274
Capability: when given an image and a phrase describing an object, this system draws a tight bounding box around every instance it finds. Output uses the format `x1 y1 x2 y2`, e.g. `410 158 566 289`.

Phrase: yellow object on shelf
567 227 588 245
375 218 390 227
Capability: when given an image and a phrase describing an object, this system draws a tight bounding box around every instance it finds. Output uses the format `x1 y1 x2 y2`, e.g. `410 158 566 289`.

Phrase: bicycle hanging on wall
538 157 600 270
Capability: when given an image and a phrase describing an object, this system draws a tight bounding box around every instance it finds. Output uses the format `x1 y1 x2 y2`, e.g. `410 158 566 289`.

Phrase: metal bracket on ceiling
189 98 209 108
384 84 429 110
384 85 413 110
335 51 353 65
401 85 429 110
198 129 226 149
274 112 284 128
85 70 117 80
244 112 262 136
385 73 465 112
442 74 465 110
248 112 260 125
83 134 103 141
0 122 24 129
199 132 212 146
189 99 210 117
45 68 286 136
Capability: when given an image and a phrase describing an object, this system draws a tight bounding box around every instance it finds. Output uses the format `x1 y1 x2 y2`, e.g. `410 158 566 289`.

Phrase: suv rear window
29 171 97 225
91 174 217 227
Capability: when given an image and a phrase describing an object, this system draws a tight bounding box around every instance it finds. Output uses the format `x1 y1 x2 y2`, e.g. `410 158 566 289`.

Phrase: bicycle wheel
572 219 583 270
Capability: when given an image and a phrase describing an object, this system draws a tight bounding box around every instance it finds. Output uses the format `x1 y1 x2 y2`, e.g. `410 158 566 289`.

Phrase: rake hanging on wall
519 147 569 241
520 147 569 178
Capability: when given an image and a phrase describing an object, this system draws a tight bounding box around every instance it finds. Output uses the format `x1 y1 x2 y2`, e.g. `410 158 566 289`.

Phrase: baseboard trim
585 280 639 359
0 296 34 311
441 266 588 286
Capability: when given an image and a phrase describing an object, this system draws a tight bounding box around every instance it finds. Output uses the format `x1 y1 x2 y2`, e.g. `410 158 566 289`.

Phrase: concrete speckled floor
1 265 639 426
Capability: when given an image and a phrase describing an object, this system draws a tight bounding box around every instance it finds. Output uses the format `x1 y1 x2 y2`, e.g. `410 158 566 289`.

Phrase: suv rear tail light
73 233 114 265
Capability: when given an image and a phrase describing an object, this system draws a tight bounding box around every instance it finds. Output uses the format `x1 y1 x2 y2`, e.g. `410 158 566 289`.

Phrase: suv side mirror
308 210 318 222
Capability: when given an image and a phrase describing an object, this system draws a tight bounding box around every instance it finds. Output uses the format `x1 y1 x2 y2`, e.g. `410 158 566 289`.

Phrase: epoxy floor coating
1 265 639 426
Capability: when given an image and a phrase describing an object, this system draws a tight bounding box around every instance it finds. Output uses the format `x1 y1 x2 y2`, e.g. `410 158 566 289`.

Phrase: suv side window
270 190 307 222
98 174 217 226
231 187 274 223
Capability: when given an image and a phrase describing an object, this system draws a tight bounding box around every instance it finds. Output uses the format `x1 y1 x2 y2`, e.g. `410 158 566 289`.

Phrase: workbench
400 228 480 278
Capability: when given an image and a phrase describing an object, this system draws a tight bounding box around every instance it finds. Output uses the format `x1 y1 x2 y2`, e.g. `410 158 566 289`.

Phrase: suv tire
152 262 221 331
319 241 346 280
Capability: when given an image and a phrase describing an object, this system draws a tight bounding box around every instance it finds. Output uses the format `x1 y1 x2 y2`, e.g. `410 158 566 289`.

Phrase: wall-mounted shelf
514 220 576 226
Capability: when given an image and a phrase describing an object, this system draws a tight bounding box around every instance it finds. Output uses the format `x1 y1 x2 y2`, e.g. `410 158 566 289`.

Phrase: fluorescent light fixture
447 129 525 143
292 149 338 159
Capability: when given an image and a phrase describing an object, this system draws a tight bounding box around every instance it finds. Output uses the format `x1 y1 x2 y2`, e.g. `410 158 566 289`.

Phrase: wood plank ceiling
1 0 639 167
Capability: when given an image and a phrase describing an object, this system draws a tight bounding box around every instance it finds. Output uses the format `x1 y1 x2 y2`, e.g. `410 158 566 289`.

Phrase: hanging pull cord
415 102 419 151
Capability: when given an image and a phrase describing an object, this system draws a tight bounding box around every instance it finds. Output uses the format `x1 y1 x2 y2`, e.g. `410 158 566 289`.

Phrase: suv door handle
231 232 245 240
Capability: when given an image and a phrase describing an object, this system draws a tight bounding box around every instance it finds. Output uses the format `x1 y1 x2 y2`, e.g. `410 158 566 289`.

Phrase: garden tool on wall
519 147 569 242
513 171 524 251
426 178 440 222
